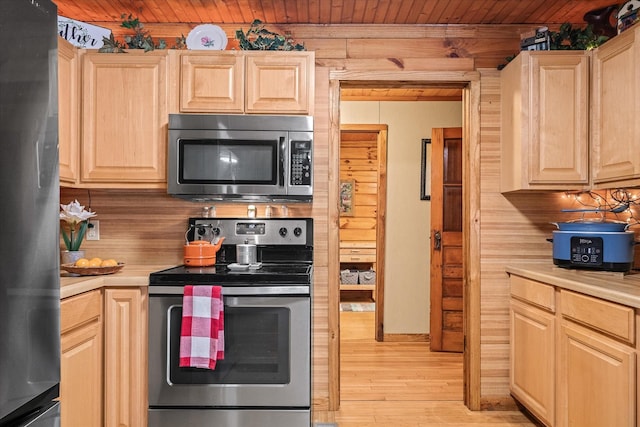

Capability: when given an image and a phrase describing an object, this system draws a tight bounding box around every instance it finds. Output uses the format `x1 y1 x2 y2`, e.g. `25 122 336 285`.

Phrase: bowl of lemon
61 257 124 276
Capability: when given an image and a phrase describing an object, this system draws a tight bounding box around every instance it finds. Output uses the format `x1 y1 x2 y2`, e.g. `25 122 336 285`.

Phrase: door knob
433 231 442 250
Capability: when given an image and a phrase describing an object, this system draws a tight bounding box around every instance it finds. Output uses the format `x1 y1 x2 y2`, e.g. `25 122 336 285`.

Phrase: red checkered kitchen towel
179 285 225 369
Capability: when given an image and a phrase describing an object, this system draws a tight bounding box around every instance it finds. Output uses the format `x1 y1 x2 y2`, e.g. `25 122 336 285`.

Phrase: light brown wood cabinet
60 47 314 188
500 51 590 192
103 287 148 427
60 289 103 427
80 51 168 187
179 52 244 113
591 24 640 188
509 275 638 427
61 286 148 427
509 276 555 427
339 241 377 295
176 51 314 114
58 38 80 184
557 290 636 427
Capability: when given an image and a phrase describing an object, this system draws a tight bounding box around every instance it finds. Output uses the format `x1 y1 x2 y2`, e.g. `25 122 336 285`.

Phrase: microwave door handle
279 137 286 187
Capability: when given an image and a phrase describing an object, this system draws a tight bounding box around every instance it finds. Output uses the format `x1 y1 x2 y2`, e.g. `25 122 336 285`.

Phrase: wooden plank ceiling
53 0 619 101
54 0 619 26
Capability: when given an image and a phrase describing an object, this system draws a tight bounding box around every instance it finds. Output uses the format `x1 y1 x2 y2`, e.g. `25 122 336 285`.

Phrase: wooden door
430 127 463 352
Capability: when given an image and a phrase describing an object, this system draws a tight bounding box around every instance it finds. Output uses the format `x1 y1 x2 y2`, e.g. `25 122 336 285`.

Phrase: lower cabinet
60 289 103 427
510 298 555 426
557 289 636 427
104 288 148 427
61 286 147 427
558 321 635 427
509 275 637 427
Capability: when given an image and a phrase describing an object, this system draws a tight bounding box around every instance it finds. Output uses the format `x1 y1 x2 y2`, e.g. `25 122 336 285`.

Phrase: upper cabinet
591 25 640 188
179 52 244 113
501 51 590 192
80 51 168 187
58 38 80 185
245 52 313 114
59 47 315 189
176 51 314 115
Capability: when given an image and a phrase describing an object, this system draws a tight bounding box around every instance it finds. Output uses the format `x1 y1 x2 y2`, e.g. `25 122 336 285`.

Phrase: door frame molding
327 70 481 410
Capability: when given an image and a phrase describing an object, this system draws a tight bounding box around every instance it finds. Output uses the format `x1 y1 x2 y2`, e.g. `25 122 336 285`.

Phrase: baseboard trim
382 333 430 342
479 395 520 411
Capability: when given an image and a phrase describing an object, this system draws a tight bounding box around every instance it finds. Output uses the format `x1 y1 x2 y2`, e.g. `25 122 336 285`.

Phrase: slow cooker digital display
570 236 603 266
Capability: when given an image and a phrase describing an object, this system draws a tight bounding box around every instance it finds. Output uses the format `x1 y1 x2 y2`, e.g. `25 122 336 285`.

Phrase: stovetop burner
150 263 313 286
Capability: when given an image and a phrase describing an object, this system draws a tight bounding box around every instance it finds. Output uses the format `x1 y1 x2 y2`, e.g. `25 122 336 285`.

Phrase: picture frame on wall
339 179 355 216
420 138 431 200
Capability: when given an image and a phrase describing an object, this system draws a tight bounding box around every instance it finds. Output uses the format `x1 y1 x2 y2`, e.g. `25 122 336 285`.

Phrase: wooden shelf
340 284 375 291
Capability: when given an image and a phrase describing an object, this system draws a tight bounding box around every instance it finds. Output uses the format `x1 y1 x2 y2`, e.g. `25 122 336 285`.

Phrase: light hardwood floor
326 311 537 426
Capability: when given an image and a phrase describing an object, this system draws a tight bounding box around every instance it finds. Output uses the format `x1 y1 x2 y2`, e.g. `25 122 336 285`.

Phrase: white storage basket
340 269 359 284
358 269 376 284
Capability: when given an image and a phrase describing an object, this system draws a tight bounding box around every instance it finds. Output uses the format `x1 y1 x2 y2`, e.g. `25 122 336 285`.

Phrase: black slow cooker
551 219 636 272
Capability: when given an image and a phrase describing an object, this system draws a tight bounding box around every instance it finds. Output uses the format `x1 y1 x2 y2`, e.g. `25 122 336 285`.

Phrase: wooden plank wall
65 21 565 414
339 131 378 243
477 70 573 403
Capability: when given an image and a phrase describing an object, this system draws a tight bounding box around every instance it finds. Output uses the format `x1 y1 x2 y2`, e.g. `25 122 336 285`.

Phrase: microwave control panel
291 140 312 186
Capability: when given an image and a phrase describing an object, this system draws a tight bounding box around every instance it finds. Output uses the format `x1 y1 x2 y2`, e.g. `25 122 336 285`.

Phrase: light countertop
506 263 640 309
60 264 175 299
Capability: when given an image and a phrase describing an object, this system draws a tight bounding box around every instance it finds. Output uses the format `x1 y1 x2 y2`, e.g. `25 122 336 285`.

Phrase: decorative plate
186 24 228 50
618 0 640 33
61 263 125 276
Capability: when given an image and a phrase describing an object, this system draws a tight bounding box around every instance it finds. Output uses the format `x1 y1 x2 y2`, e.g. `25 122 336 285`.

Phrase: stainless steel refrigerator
0 0 60 426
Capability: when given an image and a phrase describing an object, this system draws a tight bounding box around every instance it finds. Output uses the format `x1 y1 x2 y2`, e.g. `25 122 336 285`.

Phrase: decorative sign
57 16 111 48
339 180 355 216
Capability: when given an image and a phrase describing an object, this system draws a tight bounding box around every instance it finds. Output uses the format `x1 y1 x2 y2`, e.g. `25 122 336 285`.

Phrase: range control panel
189 217 313 246
570 236 603 266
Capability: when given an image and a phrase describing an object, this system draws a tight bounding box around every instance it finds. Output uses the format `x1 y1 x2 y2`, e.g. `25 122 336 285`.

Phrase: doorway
328 73 482 410
339 124 387 341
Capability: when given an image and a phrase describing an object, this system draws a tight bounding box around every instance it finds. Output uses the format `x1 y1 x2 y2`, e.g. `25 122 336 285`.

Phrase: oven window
179 139 278 184
168 305 290 384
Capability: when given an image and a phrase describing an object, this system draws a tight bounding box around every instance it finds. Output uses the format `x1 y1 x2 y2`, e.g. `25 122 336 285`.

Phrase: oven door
148 287 310 408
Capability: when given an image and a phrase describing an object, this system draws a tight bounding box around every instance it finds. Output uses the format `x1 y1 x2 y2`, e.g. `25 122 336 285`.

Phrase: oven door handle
149 285 310 296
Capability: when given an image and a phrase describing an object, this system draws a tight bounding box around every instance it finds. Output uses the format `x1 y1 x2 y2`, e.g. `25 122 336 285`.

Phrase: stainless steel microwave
168 114 313 202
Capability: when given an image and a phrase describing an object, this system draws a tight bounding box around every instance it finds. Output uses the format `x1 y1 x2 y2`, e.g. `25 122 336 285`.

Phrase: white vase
61 250 85 265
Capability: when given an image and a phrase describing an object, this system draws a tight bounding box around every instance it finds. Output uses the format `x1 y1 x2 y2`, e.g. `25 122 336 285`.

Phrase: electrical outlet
86 220 100 240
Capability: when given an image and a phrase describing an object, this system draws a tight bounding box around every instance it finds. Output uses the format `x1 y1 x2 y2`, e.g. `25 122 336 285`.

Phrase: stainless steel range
148 217 313 427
